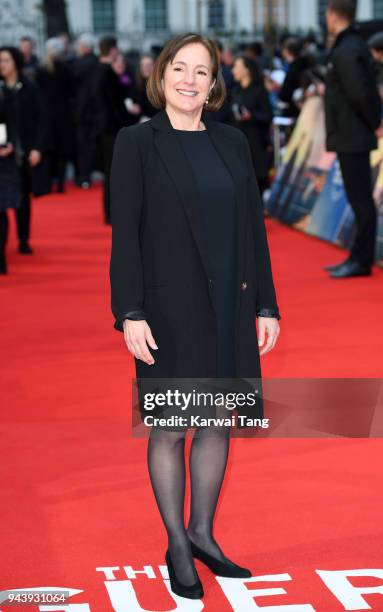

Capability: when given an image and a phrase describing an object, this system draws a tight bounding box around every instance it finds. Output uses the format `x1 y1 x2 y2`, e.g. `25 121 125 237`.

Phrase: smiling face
161 42 215 116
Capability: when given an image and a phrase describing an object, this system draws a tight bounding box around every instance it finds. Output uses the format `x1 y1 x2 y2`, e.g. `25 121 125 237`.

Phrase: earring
205 96 209 106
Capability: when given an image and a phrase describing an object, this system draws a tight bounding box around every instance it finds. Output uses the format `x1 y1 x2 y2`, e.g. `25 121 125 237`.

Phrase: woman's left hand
257 317 280 356
28 149 41 167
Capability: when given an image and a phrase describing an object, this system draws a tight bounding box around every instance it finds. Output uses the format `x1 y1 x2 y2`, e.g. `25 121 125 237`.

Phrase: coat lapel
150 109 247 293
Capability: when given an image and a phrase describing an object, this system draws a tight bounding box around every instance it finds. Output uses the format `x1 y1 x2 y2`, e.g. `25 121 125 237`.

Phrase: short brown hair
327 0 356 21
146 32 226 112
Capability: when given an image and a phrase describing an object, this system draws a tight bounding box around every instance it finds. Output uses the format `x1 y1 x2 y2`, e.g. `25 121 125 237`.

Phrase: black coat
71 53 101 127
109 109 280 395
324 24 381 152
0 76 49 197
97 63 134 135
230 82 273 180
279 56 311 118
35 60 75 156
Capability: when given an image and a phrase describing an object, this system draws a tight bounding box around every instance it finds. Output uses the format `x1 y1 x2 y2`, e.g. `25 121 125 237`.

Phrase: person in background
208 40 235 123
231 55 273 197
0 46 45 272
35 38 74 193
135 53 157 121
112 52 141 122
244 40 271 70
71 33 100 189
19 36 39 82
97 37 133 224
279 37 311 117
368 31 383 94
324 0 381 278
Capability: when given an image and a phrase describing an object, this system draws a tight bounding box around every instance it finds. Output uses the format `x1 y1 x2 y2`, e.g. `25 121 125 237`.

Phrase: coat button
241 282 247 291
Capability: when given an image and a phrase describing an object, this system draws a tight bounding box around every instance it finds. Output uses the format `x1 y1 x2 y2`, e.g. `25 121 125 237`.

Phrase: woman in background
231 55 273 197
0 46 44 273
135 53 157 121
111 52 142 124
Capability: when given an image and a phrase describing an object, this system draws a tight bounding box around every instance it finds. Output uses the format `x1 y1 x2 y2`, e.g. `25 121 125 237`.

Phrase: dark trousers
101 132 116 224
15 162 31 243
76 123 98 184
337 151 377 267
0 163 31 263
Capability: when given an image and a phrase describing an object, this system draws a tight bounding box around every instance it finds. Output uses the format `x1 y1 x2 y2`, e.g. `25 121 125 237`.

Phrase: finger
136 338 155 364
130 340 144 361
145 328 158 350
259 329 276 355
257 323 265 347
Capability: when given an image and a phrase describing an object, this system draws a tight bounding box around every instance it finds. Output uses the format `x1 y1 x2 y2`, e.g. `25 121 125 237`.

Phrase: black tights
147 414 231 586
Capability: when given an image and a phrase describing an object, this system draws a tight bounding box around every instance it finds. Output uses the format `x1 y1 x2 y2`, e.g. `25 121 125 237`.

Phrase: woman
35 37 74 193
0 47 44 274
111 52 142 123
109 33 281 600
135 53 157 121
231 55 273 196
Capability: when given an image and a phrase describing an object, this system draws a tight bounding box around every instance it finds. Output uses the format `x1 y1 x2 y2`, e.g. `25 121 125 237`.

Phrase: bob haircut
146 32 226 112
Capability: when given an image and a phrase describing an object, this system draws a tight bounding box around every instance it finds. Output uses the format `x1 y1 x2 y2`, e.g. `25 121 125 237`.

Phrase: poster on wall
265 95 383 266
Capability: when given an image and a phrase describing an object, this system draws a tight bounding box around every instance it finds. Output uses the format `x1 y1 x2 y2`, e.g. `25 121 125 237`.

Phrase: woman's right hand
0 143 14 157
123 319 158 365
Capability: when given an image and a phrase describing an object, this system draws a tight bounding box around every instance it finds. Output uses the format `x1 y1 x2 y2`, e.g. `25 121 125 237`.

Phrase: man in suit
324 0 381 278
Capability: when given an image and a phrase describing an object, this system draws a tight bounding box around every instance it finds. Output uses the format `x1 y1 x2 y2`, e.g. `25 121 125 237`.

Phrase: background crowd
1 0 383 277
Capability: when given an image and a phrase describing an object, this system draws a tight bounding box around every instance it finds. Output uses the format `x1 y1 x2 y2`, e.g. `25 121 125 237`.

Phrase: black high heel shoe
188 537 252 578
165 549 204 600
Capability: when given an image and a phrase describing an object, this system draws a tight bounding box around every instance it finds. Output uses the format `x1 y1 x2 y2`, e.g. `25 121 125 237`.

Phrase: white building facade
65 0 382 48
5 0 383 51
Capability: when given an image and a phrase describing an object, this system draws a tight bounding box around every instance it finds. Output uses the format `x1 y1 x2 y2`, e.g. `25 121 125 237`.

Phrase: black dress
175 128 237 377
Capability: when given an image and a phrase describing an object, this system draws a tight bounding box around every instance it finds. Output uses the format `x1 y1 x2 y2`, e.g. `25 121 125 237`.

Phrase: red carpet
1 184 383 611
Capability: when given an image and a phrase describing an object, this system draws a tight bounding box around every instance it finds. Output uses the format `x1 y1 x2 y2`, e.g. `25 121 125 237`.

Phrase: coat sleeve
332 46 381 132
241 132 281 320
109 127 147 331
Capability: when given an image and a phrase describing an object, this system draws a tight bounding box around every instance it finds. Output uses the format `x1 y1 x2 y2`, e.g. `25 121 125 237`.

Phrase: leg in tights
0 211 9 266
187 408 232 563
337 152 377 268
15 163 31 244
147 427 198 586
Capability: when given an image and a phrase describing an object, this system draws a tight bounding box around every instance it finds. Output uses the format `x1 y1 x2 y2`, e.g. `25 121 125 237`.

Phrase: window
374 0 383 18
92 0 115 33
262 0 288 28
145 0 168 32
208 0 224 29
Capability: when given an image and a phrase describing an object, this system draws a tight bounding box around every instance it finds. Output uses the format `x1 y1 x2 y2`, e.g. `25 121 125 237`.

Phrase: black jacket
279 55 312 117
324 24 381 152
0 76 49 197
230 82 273 180
109 109 280 387
35 60 75 155
71 53 101 127
0 76 45 154
97 63 133 135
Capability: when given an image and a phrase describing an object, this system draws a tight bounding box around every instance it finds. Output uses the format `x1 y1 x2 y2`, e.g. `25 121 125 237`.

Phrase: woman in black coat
35 38 75 193
231 55 273 196
109 33 281 600
0 47 45 274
